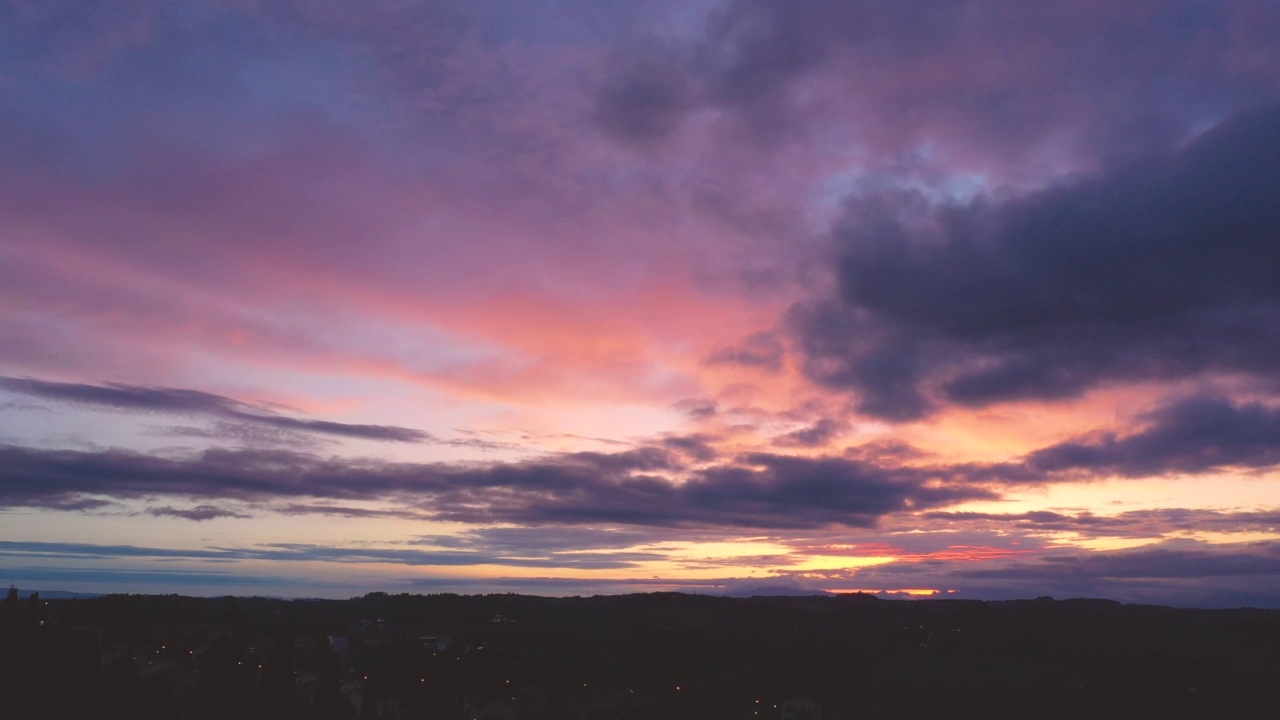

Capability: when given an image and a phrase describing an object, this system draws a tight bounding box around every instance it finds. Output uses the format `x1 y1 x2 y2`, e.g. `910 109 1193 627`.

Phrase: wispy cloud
0 376 433 443
0 539 663 571
146 505 252 521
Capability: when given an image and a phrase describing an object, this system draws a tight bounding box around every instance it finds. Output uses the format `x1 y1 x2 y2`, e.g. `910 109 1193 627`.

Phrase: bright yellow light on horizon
829 588 946 597
787 554 898 571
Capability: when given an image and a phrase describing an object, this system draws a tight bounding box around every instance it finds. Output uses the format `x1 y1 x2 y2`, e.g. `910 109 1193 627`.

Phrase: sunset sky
3 0 1280 607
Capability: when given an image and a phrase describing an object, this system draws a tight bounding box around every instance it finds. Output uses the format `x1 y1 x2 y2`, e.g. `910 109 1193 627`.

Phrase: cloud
0 539 661 571
594 1 1280 161
659 434 720 462
0 540 239 562
10 536 1280 606
402 575 729 595
146 504 252 521
908 393 1280 486
0 566 294 590
923 508 1280 538
673 454 990 528
0 443 991 529
592 51 695 143
968 541 1280 580
794 104 1280 419
1026 396 1280 477
705 331 786 372
4 392 1277 526
673 398 719 419
152 423 326 450
902 396 1280 486
411 526 683 555
274 503 431 520
773 418 846 447
826 539 1280 607
0 376 433 443
238 542 663 570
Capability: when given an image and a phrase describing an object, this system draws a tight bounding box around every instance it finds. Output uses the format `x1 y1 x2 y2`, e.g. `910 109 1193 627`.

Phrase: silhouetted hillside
4 588 1278 719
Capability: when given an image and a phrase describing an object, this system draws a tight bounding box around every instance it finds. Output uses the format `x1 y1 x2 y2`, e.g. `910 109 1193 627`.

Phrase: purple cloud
794 105 1280 419
146 505 251 521
923 508 1280 538
0 376 433 443
0 444 990 529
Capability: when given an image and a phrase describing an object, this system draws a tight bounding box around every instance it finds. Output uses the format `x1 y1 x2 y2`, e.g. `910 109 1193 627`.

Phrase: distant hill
13 589 1278 719
723 585 835 598
14 589 102 599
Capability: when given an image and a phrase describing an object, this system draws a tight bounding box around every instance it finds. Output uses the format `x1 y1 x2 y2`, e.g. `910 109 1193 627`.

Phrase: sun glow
829 588 950 597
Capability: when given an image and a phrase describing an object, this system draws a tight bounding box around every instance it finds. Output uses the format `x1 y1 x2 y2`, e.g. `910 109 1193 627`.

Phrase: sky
3 0 1280 607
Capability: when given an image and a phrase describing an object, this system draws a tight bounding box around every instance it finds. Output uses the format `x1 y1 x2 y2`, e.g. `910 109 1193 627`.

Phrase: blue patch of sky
0 3 400 174
812 149 989 212
2 564 319 592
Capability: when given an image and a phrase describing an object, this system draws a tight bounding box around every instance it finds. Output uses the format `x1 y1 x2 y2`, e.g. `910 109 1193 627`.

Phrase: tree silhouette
314 650 350 720
362 679 379 719
262 628 298 719
191 637 257 720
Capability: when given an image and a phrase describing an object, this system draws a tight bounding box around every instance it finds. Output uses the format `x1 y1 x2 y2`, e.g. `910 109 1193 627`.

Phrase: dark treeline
3 587 1279 719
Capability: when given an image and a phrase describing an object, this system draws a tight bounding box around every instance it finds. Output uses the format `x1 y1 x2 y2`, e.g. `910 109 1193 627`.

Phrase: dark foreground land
3 588 1279 719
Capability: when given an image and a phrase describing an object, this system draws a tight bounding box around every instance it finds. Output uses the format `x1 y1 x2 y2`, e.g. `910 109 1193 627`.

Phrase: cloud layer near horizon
4 391 1280 527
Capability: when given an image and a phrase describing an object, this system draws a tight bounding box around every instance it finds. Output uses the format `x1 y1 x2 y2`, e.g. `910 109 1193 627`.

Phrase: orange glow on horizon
829 588 953 597
790 542 1031 564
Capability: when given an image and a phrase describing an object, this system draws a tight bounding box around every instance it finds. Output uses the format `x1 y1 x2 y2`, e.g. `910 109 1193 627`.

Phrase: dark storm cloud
0 443 990 529
0 376 433 443
794 104 1280 419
